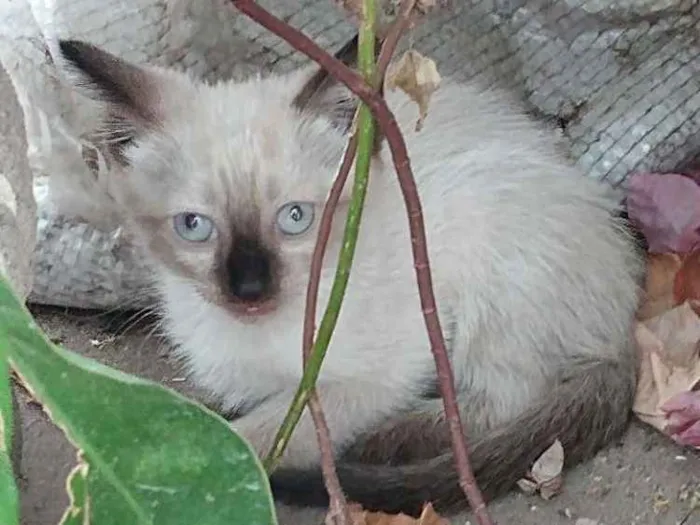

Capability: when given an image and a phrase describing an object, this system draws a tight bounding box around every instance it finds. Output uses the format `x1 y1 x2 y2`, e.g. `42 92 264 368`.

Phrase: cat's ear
57 40 182 163
292 34 382 135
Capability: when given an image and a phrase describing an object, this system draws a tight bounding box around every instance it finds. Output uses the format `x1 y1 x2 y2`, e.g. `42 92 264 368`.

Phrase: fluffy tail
269 357 636 516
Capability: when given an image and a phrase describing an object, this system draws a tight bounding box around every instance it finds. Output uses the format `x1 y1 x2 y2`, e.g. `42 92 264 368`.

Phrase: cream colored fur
58 40 644 487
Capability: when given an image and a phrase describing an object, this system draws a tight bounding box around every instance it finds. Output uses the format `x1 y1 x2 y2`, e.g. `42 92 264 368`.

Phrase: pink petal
672 420 700 447
627 173 700 254
661 390 700 419
663 391 700 446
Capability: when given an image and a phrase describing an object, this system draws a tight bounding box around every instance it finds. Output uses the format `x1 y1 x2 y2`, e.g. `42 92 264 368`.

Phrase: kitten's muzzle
226 238 277 305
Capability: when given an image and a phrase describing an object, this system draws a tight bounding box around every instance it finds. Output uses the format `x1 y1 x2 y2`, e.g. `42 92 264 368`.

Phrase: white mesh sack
0 0 698 310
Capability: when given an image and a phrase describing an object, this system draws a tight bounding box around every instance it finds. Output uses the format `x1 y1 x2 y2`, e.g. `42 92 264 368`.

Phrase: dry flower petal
626 172 700 254
530 439 564 484
643 302 700 370
348 502 449 525
386 49 441 131
517 439 564 499
516 478 538 495
633 302 700 445
416 503 450 525
539 477 564 500
662 390 700 415
662 390 700 447
637 253 682 321
674 249 700 308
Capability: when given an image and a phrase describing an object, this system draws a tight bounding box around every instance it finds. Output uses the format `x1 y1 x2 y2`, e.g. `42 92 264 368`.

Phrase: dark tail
270 357 636 516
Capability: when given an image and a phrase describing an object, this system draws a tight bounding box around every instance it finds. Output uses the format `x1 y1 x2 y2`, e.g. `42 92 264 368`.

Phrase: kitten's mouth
227 300 277 318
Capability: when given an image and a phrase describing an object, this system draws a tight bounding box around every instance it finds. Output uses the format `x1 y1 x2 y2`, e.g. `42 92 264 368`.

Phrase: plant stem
231 3 494 524
262 0 377 473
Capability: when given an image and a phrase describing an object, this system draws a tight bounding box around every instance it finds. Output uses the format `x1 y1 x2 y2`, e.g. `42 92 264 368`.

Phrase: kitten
57 35 644 516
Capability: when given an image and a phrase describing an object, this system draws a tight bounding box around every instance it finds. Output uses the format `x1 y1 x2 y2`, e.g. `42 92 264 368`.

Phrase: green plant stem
264 5 377 473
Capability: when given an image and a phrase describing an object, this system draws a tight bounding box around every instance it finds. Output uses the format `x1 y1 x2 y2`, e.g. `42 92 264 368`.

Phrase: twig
269 1 380 522
302 134 359 364
261 0 409 472
273 7 414 521
300 120 360 525
300 1 414 369
376 0 417 77
305 3 379 524
231 1 494 524
308 393 352 525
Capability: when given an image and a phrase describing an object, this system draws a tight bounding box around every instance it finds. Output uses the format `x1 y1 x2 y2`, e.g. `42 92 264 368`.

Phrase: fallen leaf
674 249 700 309
626 172 700 254
517 439 564 500
516 478 538 495
662 391 700 447
644 302 700 370
348 502 449 525
415 503 449 525
637 253 682 321
386 50 441 131
633 302 700 446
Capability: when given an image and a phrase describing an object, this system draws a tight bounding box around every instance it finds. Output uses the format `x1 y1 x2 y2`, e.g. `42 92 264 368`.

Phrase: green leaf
0 275 277 525
0 345 19 525
60 460 89 525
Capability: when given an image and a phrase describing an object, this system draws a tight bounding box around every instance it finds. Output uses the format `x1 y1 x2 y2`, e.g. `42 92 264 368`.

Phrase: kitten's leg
229 380 415 469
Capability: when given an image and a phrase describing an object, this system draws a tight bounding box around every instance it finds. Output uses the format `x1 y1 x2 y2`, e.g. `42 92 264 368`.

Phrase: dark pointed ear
292 33 383 136
57 40 176 163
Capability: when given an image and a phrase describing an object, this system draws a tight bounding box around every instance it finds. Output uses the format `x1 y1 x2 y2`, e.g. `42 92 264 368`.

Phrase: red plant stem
230 2 494 524
301 136 359 525
303 0 415 370
298 6 420 522
376 0 417 77
308 392 352 525
302 134 358 362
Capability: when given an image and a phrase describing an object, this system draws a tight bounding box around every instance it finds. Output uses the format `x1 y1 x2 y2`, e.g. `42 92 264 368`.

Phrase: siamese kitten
57 35 644 516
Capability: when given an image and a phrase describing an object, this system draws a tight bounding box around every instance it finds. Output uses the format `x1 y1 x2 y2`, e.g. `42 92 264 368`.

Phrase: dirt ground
10 305 699 525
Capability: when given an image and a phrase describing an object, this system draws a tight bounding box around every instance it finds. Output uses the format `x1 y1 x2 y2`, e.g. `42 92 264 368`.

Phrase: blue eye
173 212 215 242
276 202 315 236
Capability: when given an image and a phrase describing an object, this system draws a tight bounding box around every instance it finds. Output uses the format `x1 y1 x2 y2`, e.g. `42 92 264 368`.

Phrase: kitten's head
58 36 368 321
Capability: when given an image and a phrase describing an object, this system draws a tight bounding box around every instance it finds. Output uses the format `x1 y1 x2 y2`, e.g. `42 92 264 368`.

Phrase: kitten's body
59 37 644 516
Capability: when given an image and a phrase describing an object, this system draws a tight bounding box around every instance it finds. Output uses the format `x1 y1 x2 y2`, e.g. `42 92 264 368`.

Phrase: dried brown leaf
633 302 700 440
517 439 564 500
674 249 700 309
539 479 563 500
386 49 441 131
637 253 682 321
349 502 449 525
516 478 538 495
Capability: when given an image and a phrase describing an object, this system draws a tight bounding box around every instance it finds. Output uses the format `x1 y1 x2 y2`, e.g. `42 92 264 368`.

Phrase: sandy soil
10 305 699 525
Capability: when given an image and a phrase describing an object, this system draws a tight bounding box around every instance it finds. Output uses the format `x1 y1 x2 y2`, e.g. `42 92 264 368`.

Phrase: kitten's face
58 40 360 320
